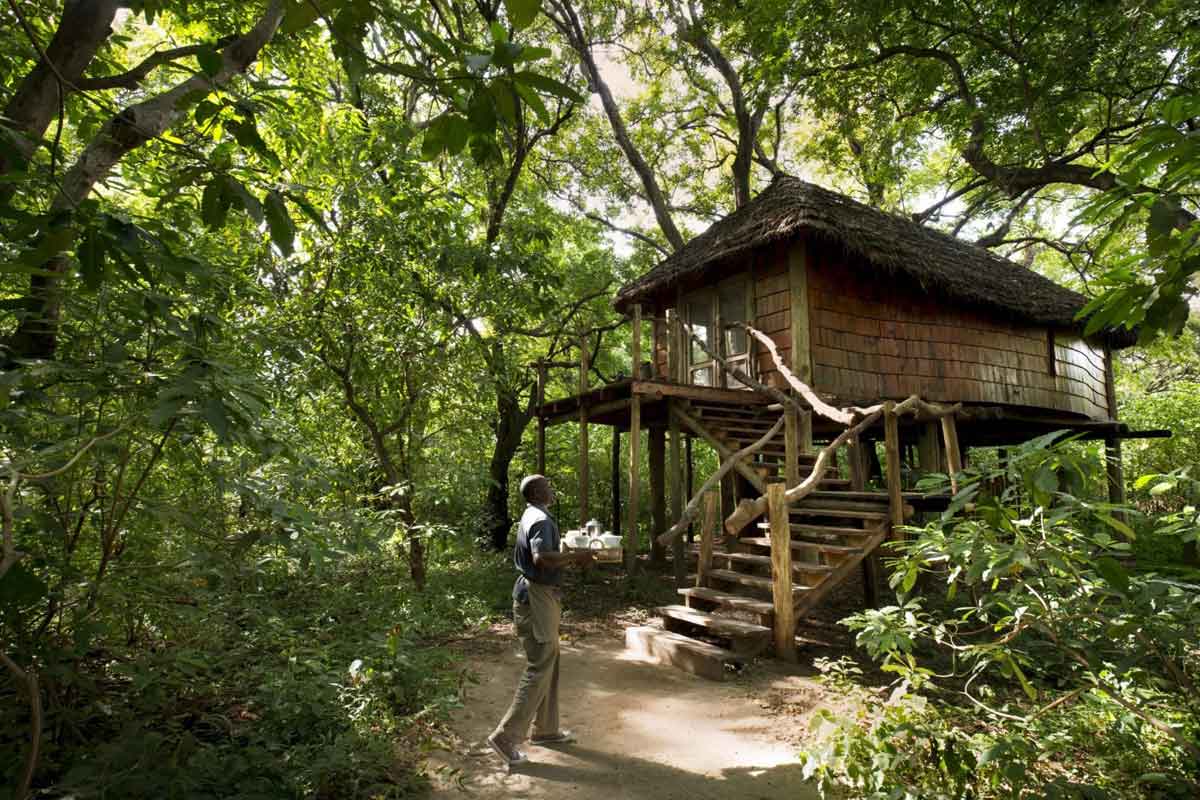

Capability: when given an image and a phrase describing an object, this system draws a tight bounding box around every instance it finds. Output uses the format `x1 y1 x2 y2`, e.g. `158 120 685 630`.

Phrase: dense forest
1 1 1198 797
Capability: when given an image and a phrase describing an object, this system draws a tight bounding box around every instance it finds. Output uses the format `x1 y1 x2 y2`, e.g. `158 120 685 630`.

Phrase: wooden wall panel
806 240 1110 420
753 242 792 390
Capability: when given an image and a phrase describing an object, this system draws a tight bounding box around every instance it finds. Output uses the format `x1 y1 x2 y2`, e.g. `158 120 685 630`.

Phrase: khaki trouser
495 581 561 742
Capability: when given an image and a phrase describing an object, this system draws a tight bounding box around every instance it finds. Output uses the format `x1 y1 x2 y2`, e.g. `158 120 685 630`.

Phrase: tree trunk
0 0 125 191
484 386 534 551
5 0 286 361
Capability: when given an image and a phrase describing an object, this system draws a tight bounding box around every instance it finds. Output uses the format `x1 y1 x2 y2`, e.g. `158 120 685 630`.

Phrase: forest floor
423 564 883 799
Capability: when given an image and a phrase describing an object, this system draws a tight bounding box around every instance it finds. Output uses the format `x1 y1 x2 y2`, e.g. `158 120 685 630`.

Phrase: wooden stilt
916 421 944 476
784 402 800 488
767 483 797 663
626 305 642 573
848 434 867 492
1103 346 1127 522
611 430 621 537
799 408 813 453
650 426 666 564
579 335 589 528
669 411 685 586
862 552 880 608
535 361 546 475
685 436 694 544
883 402 904 536
697 490 718 587
940 414 963 495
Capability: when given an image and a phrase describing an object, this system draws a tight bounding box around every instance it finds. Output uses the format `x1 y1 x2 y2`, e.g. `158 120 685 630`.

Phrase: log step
711 551 831 574
756 522 874 539
625 623 743 681
678 586 775 617
740 536 864 555
709 568 810 594
789 507 887 521
656 604 771 643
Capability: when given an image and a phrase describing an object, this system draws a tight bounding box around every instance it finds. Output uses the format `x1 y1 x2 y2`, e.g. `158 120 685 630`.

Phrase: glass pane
726 356 749 389
720 282 748 356
687 298 713 364
691 366 713 386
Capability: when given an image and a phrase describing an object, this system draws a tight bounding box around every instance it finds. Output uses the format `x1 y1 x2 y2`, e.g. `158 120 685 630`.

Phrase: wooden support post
649 425 666 564
799 408 813 454
685 436 694 544
784 402 800 488
697 490 718 588
611 430 621 537
535 361 546 475
883 402 904 535
626 305 642 573
670 412 685 586
940 414 963 495
848 434 866 492
862 552 881 608
1103 345 1127 518
766 483 797 663
579 335 589 528
916 421 944 476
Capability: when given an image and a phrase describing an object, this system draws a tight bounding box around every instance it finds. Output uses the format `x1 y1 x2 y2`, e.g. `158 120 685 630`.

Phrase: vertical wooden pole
685 435 695 543
611 430 621 537
916 422 944 476
579 334 589 528
784 402 800 488
649 426 666 564
848 434 867 491
767 483 797 663
697 490 718 587
940 414 963 495
1103 345 1126 516
626 305 642 573
535 361 546 475
669 411 685 586
883 402 904 535
799 408 813 454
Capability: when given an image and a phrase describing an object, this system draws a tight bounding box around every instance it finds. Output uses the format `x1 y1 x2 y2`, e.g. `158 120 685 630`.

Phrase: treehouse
538 176 1152 680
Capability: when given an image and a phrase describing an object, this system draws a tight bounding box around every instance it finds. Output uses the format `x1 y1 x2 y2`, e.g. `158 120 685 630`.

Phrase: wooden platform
625 623 748 681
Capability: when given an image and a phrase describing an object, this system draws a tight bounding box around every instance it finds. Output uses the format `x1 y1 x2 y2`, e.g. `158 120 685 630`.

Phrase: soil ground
424 561 886 799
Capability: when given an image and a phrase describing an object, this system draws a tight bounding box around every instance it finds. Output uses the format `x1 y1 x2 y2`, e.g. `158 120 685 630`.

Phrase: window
681 277 753 389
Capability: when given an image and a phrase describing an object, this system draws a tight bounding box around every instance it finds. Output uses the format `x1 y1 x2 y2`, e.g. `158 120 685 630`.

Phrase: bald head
520 474 553 506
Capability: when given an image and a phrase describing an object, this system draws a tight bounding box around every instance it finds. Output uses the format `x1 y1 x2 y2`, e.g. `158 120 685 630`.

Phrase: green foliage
801 435 1200 798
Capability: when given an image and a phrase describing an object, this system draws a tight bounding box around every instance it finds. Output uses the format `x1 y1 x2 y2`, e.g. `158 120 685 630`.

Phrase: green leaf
223 177 264 224
513 70 584 103
442 114 469 156
467 89 498 134
1098 513 1136 540
264 190 295 257
196 47 223 78
513 79 549 124
281 0 324 35
203 397 230 442
504 0 539 31
0 563 47 608
1149 480 1177 496
77 226 106 291
489 80 518 126
1095 556 1130 594
201 178 230 229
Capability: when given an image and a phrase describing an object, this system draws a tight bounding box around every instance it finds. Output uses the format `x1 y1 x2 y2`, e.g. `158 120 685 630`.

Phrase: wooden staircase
625 399 893 680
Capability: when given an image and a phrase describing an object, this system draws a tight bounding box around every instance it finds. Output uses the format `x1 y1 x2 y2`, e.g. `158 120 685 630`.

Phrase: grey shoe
531 729 576 745
487 732 527 766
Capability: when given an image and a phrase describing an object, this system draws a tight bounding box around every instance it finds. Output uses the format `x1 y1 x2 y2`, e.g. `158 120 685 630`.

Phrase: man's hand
573 550 597 567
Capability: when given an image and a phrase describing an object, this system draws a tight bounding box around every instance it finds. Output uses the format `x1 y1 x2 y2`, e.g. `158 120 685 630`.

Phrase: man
488 474 594 767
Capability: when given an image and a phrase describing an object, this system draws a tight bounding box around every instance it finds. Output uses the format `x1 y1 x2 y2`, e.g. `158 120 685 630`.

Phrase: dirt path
425 628 827 799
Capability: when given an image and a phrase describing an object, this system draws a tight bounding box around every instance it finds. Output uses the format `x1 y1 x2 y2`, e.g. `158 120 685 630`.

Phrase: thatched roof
615 176 1118 341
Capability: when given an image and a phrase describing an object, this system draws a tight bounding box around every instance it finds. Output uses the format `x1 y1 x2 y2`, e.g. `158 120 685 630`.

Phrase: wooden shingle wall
753 242 792 389
805 240 1110 420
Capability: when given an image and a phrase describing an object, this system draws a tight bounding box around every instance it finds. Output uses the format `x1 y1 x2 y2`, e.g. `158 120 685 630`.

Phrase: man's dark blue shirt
512 504 562 604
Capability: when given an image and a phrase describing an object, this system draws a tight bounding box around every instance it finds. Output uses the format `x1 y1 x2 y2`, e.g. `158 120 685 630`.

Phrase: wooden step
806 490 890 503
625 623 744 681
787 523 876 539
789 506 887 521
678 586 774 618
709 568 811 595
655 605 770 656
711 551 832 574
740 536 864 555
